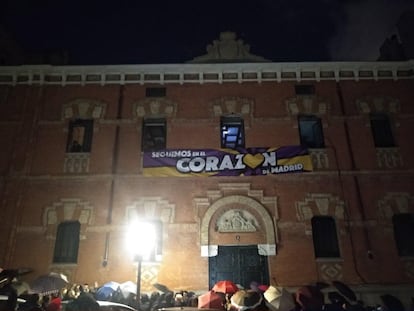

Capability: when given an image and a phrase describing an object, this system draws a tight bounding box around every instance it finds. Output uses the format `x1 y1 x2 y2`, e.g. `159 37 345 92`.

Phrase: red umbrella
212 280 239 294
198 290 225 309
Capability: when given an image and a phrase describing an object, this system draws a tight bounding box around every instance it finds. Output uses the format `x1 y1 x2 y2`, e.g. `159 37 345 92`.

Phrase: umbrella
153 283 171 293
231 290 263 311
212 280 239 294
95 281 120 300
120 281 137 299
198 290 225 309
30 272 68 295
380 294 405 311
264 286 295 311
12 281 30 296
331 281 357 302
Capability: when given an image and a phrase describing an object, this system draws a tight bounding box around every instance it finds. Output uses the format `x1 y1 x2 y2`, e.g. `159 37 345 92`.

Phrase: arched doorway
197 190 277 289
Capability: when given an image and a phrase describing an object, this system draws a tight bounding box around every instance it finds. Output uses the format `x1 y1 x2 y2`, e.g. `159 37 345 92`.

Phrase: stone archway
195 184 278 257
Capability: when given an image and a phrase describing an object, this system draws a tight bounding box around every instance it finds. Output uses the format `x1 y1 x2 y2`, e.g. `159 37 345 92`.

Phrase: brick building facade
1 33 414 306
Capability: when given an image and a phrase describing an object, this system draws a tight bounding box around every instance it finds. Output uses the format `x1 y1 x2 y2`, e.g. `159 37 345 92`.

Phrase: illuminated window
66 119 93 153
393 213 414 257
53 221 80 263
370 113 395 147
142 118 166 151
298 115 324 148
312 216 340 258
221 116 245 149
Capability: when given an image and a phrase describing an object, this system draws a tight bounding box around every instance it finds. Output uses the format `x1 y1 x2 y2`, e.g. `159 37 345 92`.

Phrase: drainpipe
336 82 373 281
103 84 124 267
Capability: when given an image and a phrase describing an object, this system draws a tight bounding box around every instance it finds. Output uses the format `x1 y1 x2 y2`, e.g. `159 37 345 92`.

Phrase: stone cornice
0 60 413 86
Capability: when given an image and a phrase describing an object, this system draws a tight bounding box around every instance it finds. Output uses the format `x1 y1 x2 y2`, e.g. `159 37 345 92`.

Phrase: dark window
66 119 94 153
53 221 80 263
221 116 245 149
370 113 395 147
295 84 315 95
146 87 166 97
298 115 324 148
312 216 340 258
393 213 414 257
142 118 166 151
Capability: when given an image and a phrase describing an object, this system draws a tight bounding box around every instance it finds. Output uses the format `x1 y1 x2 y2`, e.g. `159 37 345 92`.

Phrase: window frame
220 115 245 149
142 118 167 152
298 114 325 148
66 119 94 153
53 221 80 264
311 216 340 258
370 113 395 148
295 84 315 95
393 213 414 257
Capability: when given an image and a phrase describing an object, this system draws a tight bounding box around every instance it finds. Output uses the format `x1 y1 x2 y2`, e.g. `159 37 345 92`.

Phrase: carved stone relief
217 209 258 232
195 183 278 257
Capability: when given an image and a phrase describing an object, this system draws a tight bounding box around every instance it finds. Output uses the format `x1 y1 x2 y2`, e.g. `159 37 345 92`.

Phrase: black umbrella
380 294 405 311
331 281 357 302
153 283 171 293
328 291 347 305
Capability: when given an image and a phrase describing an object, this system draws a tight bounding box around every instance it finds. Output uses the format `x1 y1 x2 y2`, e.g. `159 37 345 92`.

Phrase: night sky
1 0 413 65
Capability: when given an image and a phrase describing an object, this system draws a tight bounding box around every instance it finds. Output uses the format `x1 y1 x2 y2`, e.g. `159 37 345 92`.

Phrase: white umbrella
264 286 295 311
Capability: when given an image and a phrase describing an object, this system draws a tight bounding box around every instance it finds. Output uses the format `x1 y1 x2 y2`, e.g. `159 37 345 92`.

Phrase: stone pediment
188 31 270 63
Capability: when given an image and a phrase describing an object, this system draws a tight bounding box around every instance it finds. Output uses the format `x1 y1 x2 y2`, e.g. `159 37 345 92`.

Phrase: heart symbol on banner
243 153 265 169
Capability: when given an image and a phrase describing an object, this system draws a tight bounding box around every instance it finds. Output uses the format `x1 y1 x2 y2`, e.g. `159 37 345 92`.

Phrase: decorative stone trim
132 98 177 118
356 96 400 114
309 148 329 169
125 197 175 225
317 261 343 281
258 244 276 256
211 97 253 118
201 245 218 257
377 192 414 225
62 99 107 120
43 198 95 240
296 193 345 235
2 61 411 86
376 147 403 168
63 153 90 173
286 96 329 116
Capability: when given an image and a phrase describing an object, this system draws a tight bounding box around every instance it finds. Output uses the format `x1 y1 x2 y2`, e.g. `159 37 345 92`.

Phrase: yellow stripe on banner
277 155 313 171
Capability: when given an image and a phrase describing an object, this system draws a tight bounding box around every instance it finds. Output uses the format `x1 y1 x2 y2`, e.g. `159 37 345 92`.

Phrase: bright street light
126 220 157 302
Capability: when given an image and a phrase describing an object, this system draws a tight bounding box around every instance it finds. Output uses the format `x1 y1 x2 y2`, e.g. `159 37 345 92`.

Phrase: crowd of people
2 267 413 311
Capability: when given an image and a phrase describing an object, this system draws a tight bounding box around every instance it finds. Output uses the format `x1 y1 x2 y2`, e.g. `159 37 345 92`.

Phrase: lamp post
126 221 156 303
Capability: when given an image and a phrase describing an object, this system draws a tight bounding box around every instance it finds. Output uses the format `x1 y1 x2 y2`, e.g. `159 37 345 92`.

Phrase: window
221 116 245 149
393 213 414 257
370 113 395 147
295 84 315 95
66 119 94 153
53 221 80 263
312 216 340 258
142 118 166 151
298 115 324 148
146 87 166 97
